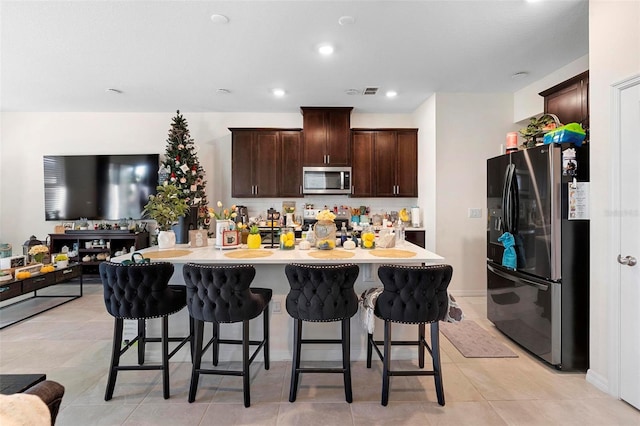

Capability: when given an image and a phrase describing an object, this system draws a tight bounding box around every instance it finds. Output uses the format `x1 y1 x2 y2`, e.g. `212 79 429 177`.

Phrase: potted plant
247 225 262 249
143 182 190 249
519 114 560 148
54 253 69 269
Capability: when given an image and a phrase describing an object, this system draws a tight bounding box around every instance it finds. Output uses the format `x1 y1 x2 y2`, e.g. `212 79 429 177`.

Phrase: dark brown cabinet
405 230 425 249
230 128 303 198
279 130 303 197
352 129 418 197
540 71 589 132
301 107 352 166
351 131 375 197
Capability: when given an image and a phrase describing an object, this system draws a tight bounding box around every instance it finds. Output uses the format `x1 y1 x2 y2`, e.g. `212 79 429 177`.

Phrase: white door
618 77 640 410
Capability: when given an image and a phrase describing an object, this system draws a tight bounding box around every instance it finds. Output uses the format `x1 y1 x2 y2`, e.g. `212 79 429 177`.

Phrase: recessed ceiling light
386 90 398 98
345 89 360 96
105 88 122 94
272 88 286 97
216 88 230 94
512 72 529 80
338 16 356 26
210 14 229 24
318 44 334 55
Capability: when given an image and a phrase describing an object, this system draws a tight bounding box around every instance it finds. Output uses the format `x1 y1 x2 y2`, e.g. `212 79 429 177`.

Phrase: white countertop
111 240 443 265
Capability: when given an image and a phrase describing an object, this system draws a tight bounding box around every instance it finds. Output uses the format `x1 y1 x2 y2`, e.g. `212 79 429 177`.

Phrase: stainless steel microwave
302 166 351 195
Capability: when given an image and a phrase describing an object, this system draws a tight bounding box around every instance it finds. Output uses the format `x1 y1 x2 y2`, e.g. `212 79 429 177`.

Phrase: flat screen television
43 154 159 221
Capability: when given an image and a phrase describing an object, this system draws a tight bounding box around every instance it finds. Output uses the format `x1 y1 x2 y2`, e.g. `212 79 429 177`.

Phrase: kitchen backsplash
228 196 421 226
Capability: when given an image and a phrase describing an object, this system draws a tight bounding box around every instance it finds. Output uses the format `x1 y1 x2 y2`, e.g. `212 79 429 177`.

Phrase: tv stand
48 231 149 275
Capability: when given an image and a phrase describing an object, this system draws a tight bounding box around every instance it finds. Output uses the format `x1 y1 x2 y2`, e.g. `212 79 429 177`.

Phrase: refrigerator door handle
501 165 514 233
487 263 549 290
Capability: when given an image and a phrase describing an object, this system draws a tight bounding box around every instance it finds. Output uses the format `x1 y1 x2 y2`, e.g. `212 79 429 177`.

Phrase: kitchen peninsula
110 242 445 361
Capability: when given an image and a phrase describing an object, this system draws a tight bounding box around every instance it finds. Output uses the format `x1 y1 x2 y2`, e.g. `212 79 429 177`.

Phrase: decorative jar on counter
247 225 262 249
279 227 295 250
314 220 336 250
361 226 376 249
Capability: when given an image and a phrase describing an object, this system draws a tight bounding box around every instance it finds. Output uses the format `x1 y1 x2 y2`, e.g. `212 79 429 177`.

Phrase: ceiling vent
363 87 378 95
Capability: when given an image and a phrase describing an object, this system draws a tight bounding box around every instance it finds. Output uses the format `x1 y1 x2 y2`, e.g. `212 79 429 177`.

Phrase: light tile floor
1 284 639 426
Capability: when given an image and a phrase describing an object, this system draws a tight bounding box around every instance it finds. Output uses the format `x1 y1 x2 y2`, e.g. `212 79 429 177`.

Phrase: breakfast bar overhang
110 242 446 362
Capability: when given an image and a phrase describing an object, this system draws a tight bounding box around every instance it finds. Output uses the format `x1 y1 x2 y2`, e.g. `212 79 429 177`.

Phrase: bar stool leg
212 322 220 366
138 319 146 365
289 319 302 402
188 319 204 403
263 304 270 370
189 317 194 362
105 318 124 401
366 333 373 368
431 322 445 406
418 323 426 369
242 320 251 407
162 315 170 399
342 318 353 403
382 320 392 406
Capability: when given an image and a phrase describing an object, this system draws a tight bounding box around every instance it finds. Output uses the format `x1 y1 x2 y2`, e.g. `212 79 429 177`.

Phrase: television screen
43 154 159 221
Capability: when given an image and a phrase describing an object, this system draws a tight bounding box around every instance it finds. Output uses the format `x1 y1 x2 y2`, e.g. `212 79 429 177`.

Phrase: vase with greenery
143 182 190 249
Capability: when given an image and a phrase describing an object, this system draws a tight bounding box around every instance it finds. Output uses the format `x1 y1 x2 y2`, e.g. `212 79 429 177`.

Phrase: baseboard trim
586 368 611 396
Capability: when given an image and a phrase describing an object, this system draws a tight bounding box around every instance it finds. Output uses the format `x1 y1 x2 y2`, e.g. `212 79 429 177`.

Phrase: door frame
607 73 640 399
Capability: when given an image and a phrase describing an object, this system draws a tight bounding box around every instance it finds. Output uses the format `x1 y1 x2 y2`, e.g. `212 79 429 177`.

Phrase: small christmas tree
160 110 209 227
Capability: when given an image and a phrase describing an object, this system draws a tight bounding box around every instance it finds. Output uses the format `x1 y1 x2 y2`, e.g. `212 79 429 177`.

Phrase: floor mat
439 320 518 358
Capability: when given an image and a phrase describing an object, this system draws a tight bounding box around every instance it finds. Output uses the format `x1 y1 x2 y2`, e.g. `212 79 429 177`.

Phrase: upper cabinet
278 130 304 197
230 128 302 198
351 131 375 197
351 129 418 198
301 107 353 166
539 71 589 132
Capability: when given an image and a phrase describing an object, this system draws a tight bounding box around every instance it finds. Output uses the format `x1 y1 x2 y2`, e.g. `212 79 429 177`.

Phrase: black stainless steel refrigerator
486 144 589 370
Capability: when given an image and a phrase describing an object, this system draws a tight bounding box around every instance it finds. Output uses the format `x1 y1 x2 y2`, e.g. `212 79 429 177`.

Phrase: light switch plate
468 208 482 218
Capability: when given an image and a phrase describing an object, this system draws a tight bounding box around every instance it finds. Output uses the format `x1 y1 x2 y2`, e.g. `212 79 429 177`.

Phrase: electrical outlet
272 301 282 314
468 208 482 219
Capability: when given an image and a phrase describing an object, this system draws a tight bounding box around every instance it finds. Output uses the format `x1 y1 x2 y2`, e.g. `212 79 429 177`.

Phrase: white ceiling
0 0 589 114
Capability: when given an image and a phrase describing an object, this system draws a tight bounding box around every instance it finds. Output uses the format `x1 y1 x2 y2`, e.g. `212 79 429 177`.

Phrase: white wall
513 55 589 123
411 94 437 251
587 0 640 392
0 111 415 255
432 93 519 296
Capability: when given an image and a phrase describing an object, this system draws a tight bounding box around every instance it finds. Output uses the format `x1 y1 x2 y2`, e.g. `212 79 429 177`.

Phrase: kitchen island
110 242 445 362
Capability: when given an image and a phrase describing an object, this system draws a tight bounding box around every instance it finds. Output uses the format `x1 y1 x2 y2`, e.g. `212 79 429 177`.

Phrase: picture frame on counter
223 230 239 247
189 230 208 248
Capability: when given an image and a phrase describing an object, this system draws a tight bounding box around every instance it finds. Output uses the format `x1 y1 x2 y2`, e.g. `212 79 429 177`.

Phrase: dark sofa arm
23 380 65 425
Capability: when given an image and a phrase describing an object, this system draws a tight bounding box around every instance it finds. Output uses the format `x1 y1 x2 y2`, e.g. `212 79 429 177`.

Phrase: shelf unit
48 231 149 275
0 263 83 329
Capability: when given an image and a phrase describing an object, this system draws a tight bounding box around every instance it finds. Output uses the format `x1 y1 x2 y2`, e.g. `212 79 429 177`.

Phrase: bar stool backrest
99 261 177 319
375 264 453 324
285 263 360 322
183 263 266 323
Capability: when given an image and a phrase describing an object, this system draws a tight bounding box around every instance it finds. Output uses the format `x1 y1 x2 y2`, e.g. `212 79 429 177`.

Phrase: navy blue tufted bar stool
99 261 191 401
366 264 453 406
284 263 360 403
182 263 271 408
